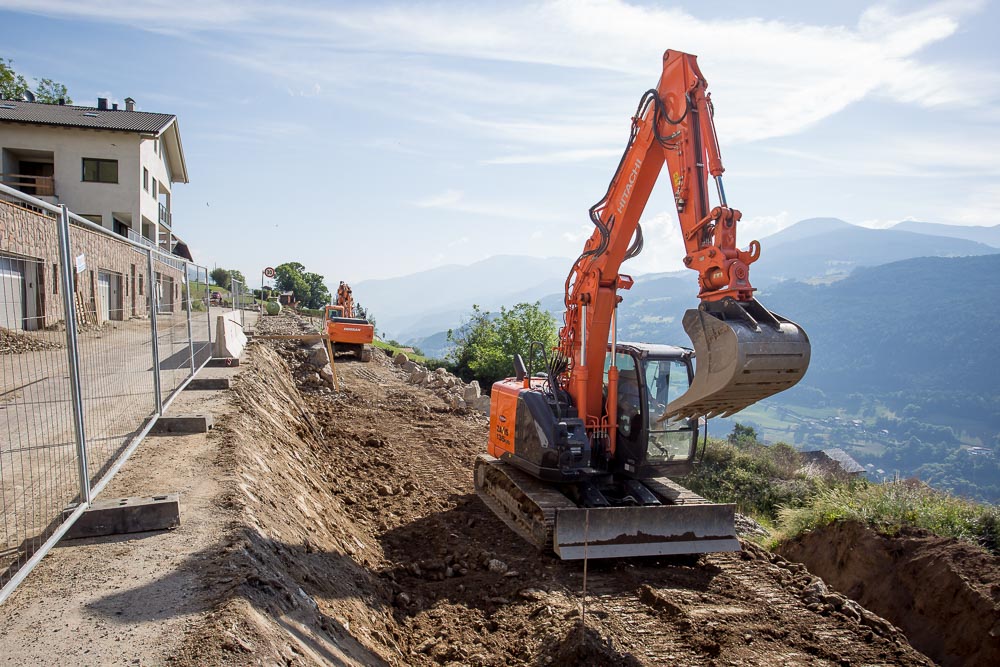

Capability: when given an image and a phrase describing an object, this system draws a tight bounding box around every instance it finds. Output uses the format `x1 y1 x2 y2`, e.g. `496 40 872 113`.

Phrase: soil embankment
778 520 1000 667
173 312 933 665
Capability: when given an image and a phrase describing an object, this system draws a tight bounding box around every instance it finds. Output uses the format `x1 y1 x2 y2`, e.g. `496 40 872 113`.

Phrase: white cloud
619 211 688 274
411 189 567 223
742 211 793 240
4 0 989 150
483 148 622 165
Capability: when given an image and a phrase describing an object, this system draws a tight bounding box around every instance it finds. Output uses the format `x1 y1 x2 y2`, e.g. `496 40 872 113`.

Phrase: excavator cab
606 343 700 478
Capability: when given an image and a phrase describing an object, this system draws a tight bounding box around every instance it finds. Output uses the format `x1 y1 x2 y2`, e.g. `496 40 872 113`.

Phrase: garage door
0 255 26 330
98 271 111 323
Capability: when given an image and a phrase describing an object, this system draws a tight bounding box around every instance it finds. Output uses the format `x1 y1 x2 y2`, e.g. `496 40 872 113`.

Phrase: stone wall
0 200 184 328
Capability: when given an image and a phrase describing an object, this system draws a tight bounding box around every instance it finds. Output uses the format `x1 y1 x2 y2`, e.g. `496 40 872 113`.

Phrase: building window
82 158 118 183
152 178 157 197
53 264 58 294
139 273 144 296
143 167 149 192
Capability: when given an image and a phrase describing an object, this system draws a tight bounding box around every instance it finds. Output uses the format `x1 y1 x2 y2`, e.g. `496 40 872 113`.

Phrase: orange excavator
324 282 374 362
475 50 810 559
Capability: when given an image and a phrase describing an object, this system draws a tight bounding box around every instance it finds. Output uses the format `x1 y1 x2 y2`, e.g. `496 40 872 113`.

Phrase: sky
1 0 997 285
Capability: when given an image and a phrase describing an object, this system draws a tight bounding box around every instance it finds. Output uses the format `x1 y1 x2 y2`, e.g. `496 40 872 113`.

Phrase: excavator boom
559 49 809 431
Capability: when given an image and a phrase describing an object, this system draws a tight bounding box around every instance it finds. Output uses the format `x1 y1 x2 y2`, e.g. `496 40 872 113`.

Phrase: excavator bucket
664 299 810 421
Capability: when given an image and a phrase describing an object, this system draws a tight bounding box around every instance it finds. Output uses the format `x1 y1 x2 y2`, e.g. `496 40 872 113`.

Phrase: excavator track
475 454 740 560
474 454 574 551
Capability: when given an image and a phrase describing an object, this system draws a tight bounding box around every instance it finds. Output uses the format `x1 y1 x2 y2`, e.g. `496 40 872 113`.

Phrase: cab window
605 353 641 439
643 358 693 461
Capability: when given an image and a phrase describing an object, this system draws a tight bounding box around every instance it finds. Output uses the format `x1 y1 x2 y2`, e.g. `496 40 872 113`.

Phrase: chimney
57 98 64 105
97 97 108 110
112 103 118 110
124 97 135 112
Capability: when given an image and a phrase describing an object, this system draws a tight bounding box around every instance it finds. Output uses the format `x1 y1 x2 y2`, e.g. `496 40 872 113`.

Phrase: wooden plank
253 334 325 341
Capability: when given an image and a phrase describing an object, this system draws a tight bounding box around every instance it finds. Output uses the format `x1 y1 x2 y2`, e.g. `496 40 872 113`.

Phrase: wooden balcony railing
0 173 55 197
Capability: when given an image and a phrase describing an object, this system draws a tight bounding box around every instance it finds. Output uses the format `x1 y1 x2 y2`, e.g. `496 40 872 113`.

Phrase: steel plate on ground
552 503 739 560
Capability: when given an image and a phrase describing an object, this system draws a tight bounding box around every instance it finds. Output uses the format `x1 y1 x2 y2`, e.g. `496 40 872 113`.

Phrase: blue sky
1 0 997 285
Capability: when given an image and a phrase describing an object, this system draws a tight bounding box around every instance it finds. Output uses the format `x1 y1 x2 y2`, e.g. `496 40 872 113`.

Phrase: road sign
263 266 276 278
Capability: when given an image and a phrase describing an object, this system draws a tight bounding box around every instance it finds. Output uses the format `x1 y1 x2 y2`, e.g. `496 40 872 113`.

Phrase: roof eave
161 118 190 184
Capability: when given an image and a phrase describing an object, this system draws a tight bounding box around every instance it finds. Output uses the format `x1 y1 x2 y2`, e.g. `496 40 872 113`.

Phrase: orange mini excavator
475 50 810 559
324 282 374 362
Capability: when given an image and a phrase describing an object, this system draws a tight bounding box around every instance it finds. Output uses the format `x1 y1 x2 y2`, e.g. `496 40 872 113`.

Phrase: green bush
447 302 557 387
680 427 850 521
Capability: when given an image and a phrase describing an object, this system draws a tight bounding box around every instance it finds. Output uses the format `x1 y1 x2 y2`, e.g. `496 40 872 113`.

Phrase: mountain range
355 217 998 351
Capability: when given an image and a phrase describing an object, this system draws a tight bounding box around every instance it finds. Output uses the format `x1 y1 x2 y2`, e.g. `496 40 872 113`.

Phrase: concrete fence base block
184 377 231 390
62 494 181 540
151 414 214 434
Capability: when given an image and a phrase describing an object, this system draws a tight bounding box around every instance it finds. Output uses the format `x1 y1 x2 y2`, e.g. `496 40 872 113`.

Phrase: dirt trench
174 320 933 666
778 521 1000 667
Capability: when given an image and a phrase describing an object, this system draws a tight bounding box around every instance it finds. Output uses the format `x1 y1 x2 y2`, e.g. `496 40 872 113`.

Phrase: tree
35 78 72 104
229 269 246 286
0 58 28 101
0 58 72 103
274 262 330 309
448 302 558 386
728 423 760 448
209 267 231 289
302 271 330 310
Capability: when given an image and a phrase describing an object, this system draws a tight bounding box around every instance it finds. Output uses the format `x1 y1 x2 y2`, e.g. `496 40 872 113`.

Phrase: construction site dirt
160 312 931 666
0 311 941 666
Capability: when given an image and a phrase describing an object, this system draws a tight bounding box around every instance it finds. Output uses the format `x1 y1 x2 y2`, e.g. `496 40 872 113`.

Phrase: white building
0 97 189 257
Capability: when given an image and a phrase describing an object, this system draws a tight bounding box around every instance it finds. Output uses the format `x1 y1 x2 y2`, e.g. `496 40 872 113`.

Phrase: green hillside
611 254 1000 502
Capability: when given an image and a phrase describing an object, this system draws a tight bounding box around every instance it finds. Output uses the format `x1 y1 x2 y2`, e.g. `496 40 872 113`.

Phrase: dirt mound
0 325 63 354
173 324 932 665
778 520 1000 667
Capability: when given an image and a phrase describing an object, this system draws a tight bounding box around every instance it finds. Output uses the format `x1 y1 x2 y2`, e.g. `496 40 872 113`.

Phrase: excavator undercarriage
475 454 738 559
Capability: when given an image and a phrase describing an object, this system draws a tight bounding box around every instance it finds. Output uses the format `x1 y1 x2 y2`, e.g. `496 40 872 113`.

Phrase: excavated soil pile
173 314 933 665
778 520 1000 667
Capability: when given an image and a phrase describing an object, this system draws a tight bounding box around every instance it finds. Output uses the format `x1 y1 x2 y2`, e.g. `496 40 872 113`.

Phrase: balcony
0 173 55 197
158 202 171 228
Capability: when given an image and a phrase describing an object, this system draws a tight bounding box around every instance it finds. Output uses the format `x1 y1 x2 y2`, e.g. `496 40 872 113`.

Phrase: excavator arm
558 50 809 449
336 282 356 318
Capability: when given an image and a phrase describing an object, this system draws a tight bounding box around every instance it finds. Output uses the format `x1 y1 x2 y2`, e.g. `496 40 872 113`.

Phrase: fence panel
68 225 159 489
231 277 247 328
0 184 215 603
0 202 81 595
152 253 192 406
188 264 211 369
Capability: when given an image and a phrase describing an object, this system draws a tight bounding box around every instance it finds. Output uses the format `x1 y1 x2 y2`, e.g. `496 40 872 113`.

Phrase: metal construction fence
230 277 249 328
0 182 212 603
